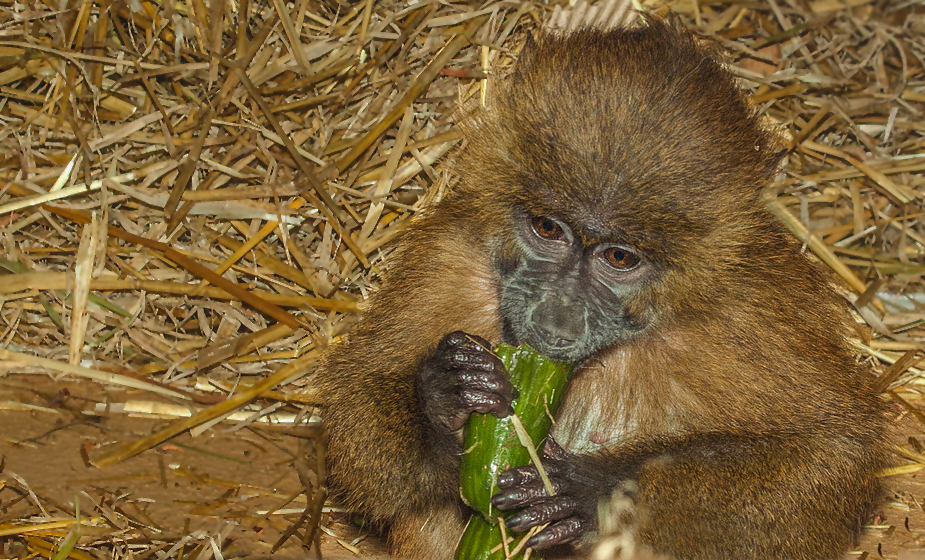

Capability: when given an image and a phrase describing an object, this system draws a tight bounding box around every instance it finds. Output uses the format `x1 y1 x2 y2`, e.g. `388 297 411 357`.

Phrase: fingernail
446 331 466 345
506 512 527 531
526 532 555 550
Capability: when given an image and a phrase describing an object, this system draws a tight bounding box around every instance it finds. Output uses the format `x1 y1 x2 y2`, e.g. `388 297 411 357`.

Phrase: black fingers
418 331 515 433
439 331 514 413
458 370 510 395
542 435 568 460
439 332 504 374
493 458 586 545
459 389 512 416
504 496 578 531
441 330 484 348
439 331 494 358
525 517 585 549
492 479 564 510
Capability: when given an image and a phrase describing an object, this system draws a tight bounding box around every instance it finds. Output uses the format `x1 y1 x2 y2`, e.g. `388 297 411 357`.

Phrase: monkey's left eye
602 247 640 271
531 216 565 241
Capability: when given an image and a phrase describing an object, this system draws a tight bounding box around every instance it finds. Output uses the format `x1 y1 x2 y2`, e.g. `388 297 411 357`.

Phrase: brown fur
316 16 884 560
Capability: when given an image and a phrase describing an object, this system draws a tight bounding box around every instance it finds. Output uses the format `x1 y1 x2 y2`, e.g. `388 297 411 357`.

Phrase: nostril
532 310 584 345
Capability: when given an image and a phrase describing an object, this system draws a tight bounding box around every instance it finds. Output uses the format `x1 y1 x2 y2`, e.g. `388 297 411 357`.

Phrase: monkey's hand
417 331 515 433
491 440 601 550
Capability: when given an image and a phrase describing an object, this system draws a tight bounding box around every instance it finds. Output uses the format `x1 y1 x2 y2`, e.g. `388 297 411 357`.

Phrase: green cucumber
455 516 507 560
456 343 573 560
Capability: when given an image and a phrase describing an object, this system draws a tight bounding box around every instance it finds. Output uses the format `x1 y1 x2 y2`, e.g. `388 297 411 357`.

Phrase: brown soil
860 411 925 560
0 374 387 559
0 374 921 560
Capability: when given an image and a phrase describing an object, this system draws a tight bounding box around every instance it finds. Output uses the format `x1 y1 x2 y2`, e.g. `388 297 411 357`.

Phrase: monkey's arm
318 215 509 525
494 430 881 558
320 328 512 522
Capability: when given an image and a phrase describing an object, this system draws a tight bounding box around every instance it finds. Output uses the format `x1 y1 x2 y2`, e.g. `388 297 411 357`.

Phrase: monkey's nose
531 299 586 347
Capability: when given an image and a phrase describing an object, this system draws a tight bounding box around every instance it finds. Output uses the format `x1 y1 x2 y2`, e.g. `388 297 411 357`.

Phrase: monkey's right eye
531 216 565 241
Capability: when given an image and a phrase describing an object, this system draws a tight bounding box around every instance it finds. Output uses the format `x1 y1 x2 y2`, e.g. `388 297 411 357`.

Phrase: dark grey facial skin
497 210 654 364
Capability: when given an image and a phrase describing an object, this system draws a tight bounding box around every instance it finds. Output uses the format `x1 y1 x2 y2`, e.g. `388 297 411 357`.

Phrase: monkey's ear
512 33 538 80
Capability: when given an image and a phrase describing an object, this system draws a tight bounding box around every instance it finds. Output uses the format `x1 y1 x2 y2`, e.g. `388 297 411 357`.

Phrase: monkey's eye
602 247 640 271
531 216 565 241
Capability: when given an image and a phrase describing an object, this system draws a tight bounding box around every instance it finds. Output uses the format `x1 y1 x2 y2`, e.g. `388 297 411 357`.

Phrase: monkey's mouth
502 317 586 363
544 339 579 351
528 337 585 363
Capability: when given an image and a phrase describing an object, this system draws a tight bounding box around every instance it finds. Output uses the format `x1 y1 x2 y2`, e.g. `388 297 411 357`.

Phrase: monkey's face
497 209 655 364
456 21 787 364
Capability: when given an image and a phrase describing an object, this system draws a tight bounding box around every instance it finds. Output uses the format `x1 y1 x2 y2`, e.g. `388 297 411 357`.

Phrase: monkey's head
453 15 787 364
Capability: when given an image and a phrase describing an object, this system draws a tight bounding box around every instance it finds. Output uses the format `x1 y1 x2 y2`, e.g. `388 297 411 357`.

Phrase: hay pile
0 0 923 557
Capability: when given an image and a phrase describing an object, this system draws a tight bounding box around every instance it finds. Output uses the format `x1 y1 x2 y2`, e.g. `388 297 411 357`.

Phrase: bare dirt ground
863 414 925 560
0 375 379 559
0 374 921 560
